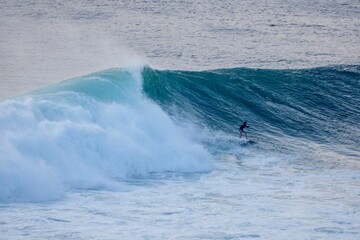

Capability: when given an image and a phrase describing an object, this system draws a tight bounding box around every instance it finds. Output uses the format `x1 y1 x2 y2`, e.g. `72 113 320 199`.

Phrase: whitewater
1 1 360 240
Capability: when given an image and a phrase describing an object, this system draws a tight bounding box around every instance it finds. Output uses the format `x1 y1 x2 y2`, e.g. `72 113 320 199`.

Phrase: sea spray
0 67 212 203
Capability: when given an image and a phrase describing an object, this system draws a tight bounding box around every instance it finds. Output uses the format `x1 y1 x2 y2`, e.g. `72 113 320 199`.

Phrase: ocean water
1 1 360 240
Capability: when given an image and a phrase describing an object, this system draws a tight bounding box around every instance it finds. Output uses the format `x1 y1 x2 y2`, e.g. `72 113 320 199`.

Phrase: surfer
239 121 250 139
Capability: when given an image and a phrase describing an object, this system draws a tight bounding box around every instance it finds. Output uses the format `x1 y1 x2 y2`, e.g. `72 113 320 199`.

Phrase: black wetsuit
239 123 249 131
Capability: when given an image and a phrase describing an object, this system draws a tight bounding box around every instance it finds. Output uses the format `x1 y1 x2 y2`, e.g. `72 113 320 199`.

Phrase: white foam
0 69 212 202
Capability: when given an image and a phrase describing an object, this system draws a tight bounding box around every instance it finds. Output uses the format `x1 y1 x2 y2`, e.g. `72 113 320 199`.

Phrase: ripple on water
238 234 261 238
314 227 344 234
46 217 71 223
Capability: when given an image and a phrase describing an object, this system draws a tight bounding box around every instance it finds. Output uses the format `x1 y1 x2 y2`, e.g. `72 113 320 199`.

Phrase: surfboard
239 139 256 146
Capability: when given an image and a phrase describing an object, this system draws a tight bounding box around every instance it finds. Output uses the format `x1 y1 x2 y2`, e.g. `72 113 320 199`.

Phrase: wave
1 64 359 203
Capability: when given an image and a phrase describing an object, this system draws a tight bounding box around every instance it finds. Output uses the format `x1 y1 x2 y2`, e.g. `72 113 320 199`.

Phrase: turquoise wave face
27 68 143 103
143 65 360 162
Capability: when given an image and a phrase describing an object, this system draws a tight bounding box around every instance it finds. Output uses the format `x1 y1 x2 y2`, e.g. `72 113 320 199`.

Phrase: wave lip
0 67 212 203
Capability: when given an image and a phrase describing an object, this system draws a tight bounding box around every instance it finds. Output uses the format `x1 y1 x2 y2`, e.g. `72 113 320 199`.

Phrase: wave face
0 67 211 203
143 65 360 162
